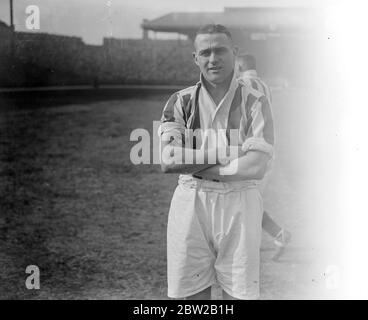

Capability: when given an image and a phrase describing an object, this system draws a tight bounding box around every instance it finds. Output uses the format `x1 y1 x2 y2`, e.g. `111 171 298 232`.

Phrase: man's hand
193 150 270 182
216 145 245 165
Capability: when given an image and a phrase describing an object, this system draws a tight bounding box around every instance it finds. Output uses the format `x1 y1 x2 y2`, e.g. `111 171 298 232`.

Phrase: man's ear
192 52 199 66
233 45 239 57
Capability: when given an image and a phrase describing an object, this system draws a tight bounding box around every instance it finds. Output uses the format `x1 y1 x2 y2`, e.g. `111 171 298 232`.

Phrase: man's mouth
208 66 222 71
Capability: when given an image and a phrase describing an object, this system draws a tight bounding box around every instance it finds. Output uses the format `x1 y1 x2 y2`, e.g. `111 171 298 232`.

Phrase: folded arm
194 93 275 182
160 137 217 174
159 136 243 174
193 150 270 182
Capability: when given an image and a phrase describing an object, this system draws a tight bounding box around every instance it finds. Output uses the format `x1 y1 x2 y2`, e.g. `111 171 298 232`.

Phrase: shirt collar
241 69 258 78
197 71 238 93
197 71 239 125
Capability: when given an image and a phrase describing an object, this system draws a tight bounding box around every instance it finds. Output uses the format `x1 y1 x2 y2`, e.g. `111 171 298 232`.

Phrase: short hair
195 24 233 41
237 54 257 70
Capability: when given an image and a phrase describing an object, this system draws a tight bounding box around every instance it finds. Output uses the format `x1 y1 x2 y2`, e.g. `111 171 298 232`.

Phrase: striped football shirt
239 70 272 104
159 72 274 159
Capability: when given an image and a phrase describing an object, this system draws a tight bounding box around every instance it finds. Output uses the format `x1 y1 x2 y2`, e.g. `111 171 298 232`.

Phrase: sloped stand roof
141 7 320 37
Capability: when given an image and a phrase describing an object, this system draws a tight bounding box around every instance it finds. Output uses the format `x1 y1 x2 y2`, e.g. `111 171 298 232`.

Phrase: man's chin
205 75 225 84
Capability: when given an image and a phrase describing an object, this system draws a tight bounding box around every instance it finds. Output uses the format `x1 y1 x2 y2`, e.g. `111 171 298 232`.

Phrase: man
158 24 273 300
237 54 291 261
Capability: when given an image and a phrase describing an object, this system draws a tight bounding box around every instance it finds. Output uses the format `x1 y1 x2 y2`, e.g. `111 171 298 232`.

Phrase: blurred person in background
237 53 291 261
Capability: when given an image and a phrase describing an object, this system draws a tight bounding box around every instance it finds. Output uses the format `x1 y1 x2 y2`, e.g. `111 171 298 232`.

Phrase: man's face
193 33 237 85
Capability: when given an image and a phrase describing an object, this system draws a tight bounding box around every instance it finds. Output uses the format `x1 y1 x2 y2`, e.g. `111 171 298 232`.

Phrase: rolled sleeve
158 92 186 146
242 96 274 157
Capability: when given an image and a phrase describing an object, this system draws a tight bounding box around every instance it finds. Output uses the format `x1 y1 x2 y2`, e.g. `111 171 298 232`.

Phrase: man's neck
202 71 234 106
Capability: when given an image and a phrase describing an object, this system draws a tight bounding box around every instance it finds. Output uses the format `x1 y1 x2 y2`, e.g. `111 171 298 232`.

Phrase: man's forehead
194 33 232 50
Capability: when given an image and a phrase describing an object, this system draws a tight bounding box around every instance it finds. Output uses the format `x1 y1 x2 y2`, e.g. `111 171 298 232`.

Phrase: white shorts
167 175 263 300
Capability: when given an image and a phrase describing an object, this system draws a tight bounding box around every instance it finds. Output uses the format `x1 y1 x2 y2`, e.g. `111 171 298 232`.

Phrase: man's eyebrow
198 46 228 55
199 48 211 55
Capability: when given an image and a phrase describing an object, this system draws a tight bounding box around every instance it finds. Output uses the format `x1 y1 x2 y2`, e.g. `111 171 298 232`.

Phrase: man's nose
209 51 218 63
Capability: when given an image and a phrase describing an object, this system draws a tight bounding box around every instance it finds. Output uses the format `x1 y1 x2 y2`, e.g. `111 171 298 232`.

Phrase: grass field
0 88 341 299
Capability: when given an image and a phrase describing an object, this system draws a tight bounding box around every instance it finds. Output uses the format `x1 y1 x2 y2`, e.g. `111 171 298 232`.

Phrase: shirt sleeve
242 95 274 157
157 92 186 146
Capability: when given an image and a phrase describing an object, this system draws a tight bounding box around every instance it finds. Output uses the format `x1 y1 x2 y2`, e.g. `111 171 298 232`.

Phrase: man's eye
215 48 227 55
200 51 210 57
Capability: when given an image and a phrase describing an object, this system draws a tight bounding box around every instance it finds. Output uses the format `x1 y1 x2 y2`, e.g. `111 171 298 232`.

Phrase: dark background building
0 5 322 88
